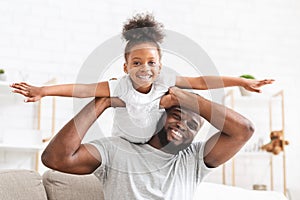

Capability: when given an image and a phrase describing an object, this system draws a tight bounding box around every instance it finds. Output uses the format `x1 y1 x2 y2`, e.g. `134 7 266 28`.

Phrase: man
42 87 254 199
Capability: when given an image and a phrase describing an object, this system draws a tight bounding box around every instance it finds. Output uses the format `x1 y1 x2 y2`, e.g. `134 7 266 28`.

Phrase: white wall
0 0 299 199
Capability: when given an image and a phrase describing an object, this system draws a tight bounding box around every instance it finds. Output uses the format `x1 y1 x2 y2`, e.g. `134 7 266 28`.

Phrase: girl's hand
243 79 275 93
10 82 43 102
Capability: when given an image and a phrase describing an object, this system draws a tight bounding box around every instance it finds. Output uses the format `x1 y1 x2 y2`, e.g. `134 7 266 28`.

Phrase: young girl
11 13 274 143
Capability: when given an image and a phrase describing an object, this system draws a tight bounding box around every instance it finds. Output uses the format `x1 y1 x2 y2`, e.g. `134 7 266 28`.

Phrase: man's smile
168 127 184 141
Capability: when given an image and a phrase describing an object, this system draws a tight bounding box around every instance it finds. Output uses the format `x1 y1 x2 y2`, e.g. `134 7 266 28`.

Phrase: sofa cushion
0 169 47 200
43 170 104 200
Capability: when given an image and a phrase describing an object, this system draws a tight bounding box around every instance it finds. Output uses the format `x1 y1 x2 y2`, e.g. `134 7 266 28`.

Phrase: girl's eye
148 61 156 66
133 62 141 66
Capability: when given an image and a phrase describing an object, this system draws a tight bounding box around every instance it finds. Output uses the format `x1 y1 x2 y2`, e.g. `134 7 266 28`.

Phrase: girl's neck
133 83 153 94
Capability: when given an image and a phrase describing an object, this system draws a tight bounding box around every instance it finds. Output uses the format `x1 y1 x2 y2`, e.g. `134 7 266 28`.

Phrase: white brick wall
0 0 299 198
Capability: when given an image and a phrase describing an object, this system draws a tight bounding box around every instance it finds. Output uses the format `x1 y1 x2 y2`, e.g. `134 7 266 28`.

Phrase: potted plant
239 74 255 96
0 69 7 81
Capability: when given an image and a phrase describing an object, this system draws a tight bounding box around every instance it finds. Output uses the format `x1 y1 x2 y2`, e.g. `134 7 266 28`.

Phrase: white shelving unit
0 143 43 152
222 89 287 196
0 81 10 94
0 80 56 171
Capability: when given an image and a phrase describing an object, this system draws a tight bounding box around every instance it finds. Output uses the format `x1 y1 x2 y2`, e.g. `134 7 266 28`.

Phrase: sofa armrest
0 169 47 200
42 170 104 200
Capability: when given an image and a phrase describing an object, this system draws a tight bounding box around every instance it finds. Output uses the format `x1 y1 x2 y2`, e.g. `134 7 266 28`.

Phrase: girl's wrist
239 78 248 88
40 86 46 97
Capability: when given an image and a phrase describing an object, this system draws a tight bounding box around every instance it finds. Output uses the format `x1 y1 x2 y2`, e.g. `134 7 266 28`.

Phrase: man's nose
177 121 187 132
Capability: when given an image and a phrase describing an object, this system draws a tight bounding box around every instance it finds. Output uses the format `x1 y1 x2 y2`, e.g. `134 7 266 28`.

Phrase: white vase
0 73 7 81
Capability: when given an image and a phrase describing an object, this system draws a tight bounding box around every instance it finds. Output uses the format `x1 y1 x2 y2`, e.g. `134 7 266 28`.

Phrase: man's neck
147 134 180 155
147 134 162 150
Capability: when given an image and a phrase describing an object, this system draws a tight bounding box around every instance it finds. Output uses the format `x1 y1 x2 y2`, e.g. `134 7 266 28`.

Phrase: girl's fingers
263 79 274 84
20 82 31 87
11 83 30 91
12 89 30 97
263 79 274 83
25 97 38 102
252 89 261 93
256 79 274 87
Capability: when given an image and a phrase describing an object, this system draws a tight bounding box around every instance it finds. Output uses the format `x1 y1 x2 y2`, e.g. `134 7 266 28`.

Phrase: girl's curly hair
122 13 165 61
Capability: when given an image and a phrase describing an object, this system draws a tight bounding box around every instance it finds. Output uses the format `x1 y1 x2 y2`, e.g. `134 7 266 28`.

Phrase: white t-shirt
109 68 176 143
91 137 212 200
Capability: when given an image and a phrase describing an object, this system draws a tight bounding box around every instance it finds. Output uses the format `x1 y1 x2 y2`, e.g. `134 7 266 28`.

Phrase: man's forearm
169 87 253 137
41 97 110 169
167 87 254 167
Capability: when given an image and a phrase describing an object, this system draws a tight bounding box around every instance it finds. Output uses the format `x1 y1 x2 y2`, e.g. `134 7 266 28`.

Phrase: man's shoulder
180 141 205 157
90 137 129 149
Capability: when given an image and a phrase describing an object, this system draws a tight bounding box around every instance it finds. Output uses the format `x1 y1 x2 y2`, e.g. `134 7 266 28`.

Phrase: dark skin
149 107 204 155
41 87 254 174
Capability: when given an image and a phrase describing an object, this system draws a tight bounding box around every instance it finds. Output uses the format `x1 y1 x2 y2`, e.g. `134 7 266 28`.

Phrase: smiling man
42 87 254 200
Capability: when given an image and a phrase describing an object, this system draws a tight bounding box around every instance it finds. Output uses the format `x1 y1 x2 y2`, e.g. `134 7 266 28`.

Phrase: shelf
0 81 11 95
236 151 272 156
222 89 287 196
0 143 43 152
0 81 9 86
0 79 57 172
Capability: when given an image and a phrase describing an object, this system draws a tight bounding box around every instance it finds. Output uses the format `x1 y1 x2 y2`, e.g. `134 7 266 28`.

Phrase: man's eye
173 113 181 120
187 121 198 130
133 62 140 66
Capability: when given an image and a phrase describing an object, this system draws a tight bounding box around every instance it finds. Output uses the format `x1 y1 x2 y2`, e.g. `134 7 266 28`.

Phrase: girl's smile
124 43 162 93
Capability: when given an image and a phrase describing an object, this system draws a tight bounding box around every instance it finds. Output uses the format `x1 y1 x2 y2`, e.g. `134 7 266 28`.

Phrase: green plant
0 69 4 74
240 74 255 79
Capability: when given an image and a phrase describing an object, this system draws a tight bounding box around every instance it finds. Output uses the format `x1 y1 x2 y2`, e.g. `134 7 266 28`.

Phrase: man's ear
123 63 128 74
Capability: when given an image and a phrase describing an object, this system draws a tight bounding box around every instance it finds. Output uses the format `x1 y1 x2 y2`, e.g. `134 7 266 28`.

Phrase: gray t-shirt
90 137 212 200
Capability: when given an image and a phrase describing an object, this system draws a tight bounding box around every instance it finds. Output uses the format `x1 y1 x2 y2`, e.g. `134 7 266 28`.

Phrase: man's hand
159 87 181 109
160 87 200 114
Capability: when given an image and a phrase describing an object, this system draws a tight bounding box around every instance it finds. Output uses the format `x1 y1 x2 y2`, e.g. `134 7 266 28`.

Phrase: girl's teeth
138 75 151 79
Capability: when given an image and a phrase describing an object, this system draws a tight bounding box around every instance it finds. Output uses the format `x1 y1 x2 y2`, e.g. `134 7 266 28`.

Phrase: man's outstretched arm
41 97 124 174
164 87 254 168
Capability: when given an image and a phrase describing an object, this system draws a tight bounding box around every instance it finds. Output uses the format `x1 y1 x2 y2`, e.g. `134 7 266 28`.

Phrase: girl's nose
140 64 151 71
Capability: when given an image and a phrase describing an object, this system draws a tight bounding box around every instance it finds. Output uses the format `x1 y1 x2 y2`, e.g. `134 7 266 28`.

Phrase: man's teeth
172 130 182 138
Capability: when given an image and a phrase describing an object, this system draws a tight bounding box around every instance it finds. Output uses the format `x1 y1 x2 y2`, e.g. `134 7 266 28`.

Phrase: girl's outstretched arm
10 81 110 102
175 76 274 92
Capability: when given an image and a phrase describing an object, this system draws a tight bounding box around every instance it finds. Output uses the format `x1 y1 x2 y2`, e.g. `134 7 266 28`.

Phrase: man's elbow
240 119 255 142
41 150 55 169
41 150 64 171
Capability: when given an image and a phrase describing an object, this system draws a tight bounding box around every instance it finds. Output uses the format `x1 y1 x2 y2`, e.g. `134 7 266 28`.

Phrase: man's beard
157 128 191 154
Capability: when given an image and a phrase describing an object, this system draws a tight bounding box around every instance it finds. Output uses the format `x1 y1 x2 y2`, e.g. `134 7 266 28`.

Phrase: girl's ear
158 63 162 73
123 63 128 74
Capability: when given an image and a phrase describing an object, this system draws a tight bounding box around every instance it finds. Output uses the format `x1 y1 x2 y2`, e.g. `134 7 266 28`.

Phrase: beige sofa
0 169 104 200
0 169 288 200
